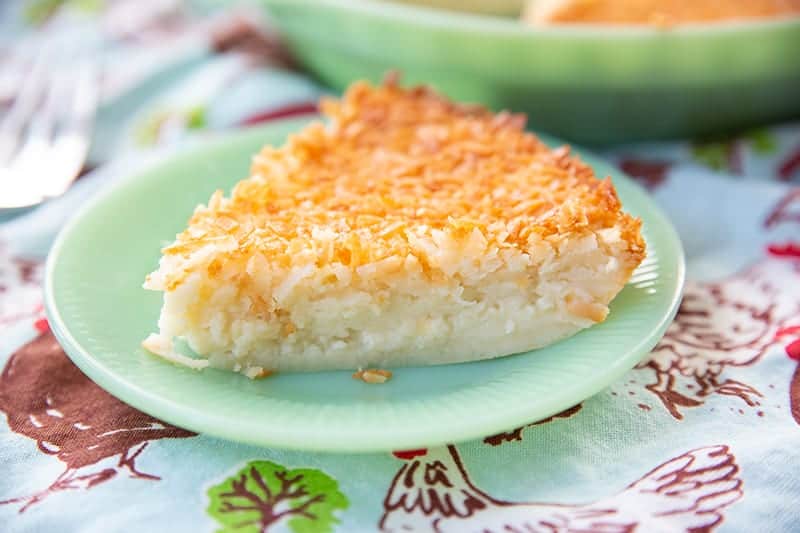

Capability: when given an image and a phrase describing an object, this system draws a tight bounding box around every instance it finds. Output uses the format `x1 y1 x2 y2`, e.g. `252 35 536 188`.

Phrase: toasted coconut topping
524 0 800 26
151 78 644 292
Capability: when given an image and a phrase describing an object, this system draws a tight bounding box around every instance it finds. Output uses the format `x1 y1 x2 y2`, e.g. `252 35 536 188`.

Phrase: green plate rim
265 0 800 37
45 118 685 452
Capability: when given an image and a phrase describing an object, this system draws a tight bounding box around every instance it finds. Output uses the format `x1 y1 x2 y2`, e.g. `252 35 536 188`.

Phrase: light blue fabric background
2 2 800 532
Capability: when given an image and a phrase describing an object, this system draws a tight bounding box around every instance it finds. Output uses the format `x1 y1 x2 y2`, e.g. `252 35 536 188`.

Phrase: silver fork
0 45 98 213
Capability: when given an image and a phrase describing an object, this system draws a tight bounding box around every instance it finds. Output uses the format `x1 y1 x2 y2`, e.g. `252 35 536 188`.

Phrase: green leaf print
745 128 777 155
134 106 208 146
24 0 101 25
692 128 777 173
691 140 736 172
134 110 170 147
207 461 349 533
186 106 207 130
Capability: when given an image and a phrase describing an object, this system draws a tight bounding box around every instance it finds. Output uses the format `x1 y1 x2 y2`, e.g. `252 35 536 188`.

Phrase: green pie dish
261 0 800 144
46 118 684 452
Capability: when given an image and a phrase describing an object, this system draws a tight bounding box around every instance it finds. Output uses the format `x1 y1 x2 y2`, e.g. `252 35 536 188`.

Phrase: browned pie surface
526 0 800 25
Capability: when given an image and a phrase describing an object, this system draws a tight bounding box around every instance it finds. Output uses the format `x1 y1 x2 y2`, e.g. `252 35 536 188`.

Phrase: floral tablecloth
2 2 800 532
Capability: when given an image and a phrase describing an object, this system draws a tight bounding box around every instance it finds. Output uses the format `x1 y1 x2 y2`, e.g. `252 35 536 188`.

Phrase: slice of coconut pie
142 79 645 375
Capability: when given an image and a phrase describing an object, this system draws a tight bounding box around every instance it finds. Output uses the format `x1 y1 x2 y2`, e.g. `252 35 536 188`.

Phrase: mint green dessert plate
45 117 684 452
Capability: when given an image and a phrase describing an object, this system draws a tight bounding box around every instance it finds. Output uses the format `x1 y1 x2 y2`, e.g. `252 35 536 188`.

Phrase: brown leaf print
483 404 582 446
12 257 41 284
637 255 800 420
210 13 296 69
778 145 800 181
0 249 43 330
764 188 800 228
380 445 742 532
618 158 672 191
0 330 195 512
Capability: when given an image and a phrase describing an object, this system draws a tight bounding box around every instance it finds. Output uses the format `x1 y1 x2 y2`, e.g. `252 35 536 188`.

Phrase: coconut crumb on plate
353 369 393 384
141 333 209 370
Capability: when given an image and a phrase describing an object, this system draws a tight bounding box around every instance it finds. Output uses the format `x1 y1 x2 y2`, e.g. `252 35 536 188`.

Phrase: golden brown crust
525 0 800 26
159 79 644 289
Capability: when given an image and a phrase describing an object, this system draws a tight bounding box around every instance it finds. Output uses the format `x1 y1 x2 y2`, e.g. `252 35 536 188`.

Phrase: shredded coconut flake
141 334 209 370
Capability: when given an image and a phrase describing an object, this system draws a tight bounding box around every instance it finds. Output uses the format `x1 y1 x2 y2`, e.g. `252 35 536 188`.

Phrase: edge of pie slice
142 78 646 376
